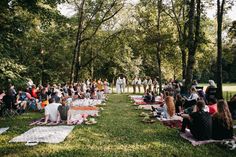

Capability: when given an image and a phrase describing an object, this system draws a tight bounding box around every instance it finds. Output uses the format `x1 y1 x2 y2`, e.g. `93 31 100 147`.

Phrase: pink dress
104 81 109 94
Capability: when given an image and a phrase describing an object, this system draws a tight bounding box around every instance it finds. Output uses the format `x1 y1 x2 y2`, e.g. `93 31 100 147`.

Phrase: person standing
153 78 158 94
147 77 152 91
104 79 109 94
116 77 122 94
142 77 148 93
137 77 142 93
121 77 126 93
131 77 137 94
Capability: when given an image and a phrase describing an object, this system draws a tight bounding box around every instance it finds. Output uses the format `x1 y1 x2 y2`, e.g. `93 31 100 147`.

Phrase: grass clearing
0 94 236 157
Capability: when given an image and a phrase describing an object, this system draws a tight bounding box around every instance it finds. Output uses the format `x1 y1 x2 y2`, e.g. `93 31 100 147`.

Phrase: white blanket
0 127 9 134
72 99 102 106
10 126 74 144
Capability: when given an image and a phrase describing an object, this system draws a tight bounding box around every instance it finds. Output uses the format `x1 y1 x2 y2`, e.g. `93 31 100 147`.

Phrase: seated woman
212 100 234 140
207 97 218 115
205 80 217 103
56 98 69 124
175 94 183 113
181 100 212 141
183 87 199 109
161 96 182 120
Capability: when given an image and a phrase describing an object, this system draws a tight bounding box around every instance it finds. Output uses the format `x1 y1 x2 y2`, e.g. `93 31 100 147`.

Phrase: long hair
166 96 175 117
217 100 233 129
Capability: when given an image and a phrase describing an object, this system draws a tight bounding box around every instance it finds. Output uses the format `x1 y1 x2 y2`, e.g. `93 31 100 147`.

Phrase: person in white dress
116 77 122 94
121 77 126 93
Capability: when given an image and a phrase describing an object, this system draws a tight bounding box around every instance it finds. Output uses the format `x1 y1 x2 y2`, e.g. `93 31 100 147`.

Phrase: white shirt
187 93 199 101
132 79 137 85
142 79 148 85
45 103 61 122
148 79 152 85
137 79 142 85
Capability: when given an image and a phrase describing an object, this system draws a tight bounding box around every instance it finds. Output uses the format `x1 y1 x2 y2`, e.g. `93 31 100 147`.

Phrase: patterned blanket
10 126 74 144
180 129 235 146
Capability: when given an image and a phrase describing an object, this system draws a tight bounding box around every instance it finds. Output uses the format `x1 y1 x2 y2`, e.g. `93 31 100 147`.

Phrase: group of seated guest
180 99 234 140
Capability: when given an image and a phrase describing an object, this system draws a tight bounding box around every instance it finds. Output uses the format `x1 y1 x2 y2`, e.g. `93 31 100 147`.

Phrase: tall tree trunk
70 0 85 83
216 0 225 99
156 0 162 93
181 48 187 79
185 0 195 91
181 0 187 80
185 0 201 91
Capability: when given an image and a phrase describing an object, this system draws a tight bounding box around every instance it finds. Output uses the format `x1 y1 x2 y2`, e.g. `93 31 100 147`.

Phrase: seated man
43 98 61 124
181 100 212 140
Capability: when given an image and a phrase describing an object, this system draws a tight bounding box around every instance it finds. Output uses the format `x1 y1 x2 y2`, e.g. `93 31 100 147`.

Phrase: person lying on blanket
180 100 212 141
212 100 234 140
43 98 61 124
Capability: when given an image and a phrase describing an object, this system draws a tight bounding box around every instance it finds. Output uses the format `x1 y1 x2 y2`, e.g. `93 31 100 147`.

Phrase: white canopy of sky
57 0 236 20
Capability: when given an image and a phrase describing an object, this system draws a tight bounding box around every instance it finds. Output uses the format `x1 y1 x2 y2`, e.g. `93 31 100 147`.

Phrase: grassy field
0 94 236 157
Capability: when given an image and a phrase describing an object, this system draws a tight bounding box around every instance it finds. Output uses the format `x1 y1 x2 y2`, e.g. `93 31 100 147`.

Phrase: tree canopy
0 0 235 89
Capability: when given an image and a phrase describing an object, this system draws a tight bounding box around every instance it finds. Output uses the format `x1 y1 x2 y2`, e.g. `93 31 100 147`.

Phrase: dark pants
183 100 197 109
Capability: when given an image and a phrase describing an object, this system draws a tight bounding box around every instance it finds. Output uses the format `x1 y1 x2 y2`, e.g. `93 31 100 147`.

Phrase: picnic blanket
0 127 9 134
180 129 236 146
72 99 102 106
71 106 99 116
134 101 163 105
10 126 74 144
138 105 161 110
156 117 182 128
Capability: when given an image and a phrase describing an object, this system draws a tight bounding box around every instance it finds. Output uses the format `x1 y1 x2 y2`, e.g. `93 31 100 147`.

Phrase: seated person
2 89 16 110
161 96 182 120
57 98 69 123
51 91 61 103
181 100 212 141
85 89 91 99
183 87 199 108
15 89 29 113
212 100 234 140
205 80 217 102
175 94 183 113
228 94 236 119
143 89 152 103
207 97 217 115
0 89 6 104
43 98 61 124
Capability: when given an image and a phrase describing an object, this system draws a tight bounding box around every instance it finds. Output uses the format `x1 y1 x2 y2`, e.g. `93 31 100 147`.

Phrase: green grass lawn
0 94 236 157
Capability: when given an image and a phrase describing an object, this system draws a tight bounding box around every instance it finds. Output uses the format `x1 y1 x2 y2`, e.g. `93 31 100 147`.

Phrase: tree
69 0 124 83
184 0 201 91
216 0 225 99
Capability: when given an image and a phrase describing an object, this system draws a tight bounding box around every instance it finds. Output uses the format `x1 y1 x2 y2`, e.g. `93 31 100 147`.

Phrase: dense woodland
0 0 236 96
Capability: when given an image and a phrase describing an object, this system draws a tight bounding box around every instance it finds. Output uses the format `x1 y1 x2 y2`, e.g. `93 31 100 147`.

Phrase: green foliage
0 57 27 88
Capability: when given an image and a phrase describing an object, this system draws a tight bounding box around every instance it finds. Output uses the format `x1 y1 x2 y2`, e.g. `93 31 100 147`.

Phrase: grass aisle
0 94 235 157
